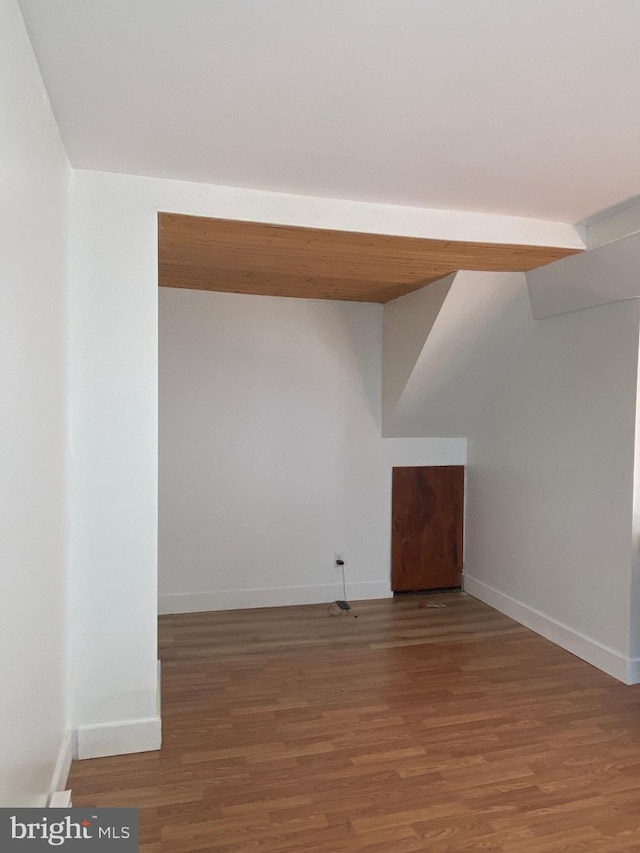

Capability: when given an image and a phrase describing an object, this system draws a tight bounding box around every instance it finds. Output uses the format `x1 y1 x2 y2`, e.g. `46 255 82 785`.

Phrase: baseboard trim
463 574 636 684
626 657 640 685
77 716 162 760
47 729 75 805
49 790 72 808
158 581 392 614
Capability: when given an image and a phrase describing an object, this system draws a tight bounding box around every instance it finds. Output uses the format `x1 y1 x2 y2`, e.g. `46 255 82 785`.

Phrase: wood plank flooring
69 593 640 851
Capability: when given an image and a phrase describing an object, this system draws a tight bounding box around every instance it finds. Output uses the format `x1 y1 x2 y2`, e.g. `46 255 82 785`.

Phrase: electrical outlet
333 552 345 569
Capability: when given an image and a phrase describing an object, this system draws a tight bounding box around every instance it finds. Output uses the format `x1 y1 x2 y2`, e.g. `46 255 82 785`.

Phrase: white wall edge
626 658 640 685
464 574 633 684
76 665 163 760
76 169 586 249
584 197 640 249
157 659 162 718
77 716 162 761
159 581 391 614
49 791 73 808
47 729 76 804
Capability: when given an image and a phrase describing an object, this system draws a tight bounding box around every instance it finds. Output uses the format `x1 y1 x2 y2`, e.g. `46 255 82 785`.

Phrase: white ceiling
18 0 640 223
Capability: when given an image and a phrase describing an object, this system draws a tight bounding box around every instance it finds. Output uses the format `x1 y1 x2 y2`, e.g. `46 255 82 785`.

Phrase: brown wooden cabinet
391 465 464 592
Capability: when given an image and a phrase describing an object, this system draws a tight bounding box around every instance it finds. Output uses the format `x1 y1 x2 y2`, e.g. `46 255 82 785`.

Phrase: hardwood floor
69 593 640 851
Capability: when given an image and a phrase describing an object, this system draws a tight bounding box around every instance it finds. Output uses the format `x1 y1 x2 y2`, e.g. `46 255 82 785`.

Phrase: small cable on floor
328 562 358 617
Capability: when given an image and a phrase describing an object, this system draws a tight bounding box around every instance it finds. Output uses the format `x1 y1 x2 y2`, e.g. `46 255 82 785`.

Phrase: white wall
382 273 454 426
0 0 70 805
68 177 161 759
159 287 465 612
68 168 476 757
527 232 640 319
384 271 534 437
465 298 640 682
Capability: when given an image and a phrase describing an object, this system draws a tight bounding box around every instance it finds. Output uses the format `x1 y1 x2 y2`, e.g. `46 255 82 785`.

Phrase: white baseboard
158 581 392 615
47 729 75 805
76 659 163 760
626 657 640 685
464 574 637 685
77 716 162 760
49 790 72 808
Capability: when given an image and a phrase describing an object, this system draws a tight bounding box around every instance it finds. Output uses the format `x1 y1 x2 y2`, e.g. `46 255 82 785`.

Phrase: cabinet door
391 466 464 592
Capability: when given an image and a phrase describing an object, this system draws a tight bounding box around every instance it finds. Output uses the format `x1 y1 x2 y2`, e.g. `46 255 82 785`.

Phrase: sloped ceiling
19 0 640 222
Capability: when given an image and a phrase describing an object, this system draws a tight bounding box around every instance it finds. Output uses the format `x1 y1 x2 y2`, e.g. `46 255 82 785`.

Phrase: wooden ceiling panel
158 213 581 304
